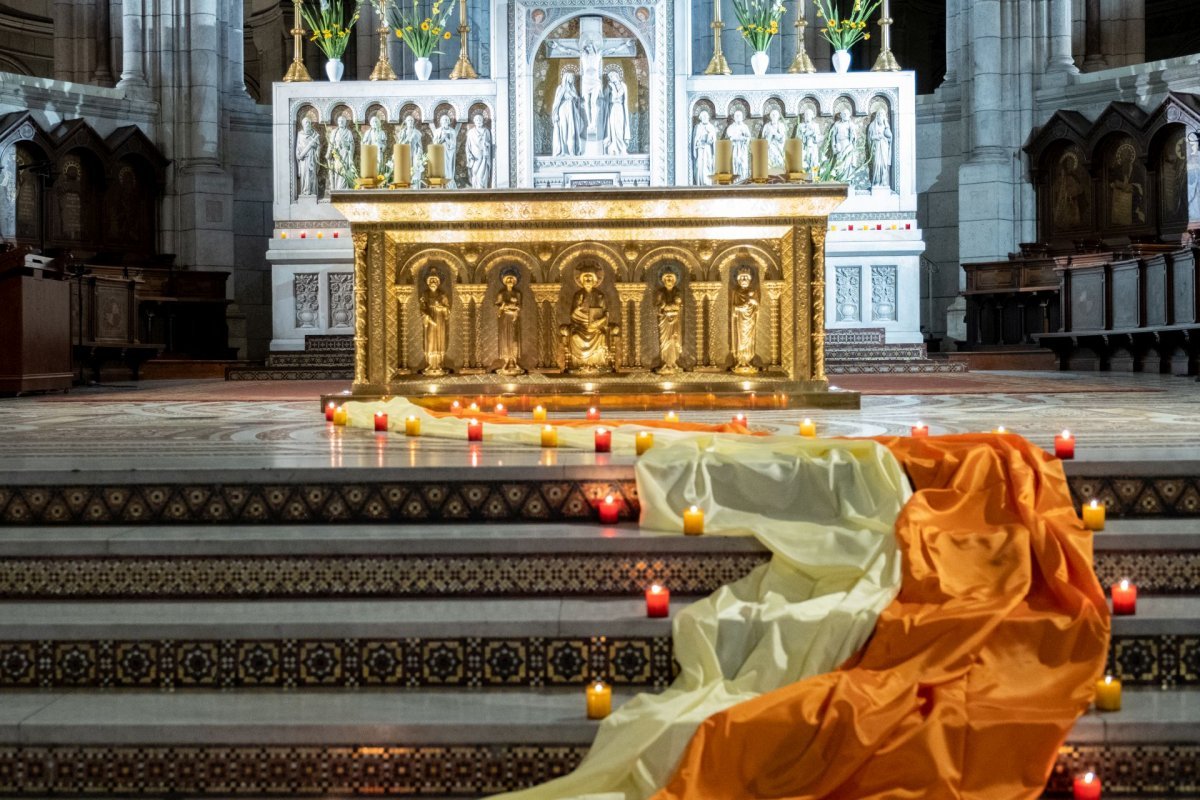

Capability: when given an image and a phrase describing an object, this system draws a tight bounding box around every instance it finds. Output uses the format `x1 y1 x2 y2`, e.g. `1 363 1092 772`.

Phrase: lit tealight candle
664 410 679 422
635 431 654 455
540 425 558 448
325 401 336 421
1055 429 1076 459
450 400 462 416
374 411 389 432
586 681 612 719
532 405 548 422
1094 675 1122 711
1073 771 1102 800
405 415 420 436
992 425 1008 434
798 418 816 437
911 422 928 437
683 505 704 536
732 413 747 426
494 402 508 416
333 405 348 426
598 494 619 524
1111 579 1137 615
466 419 483 442
467 402 480 414
587 406 601 421
594 427 612 453
1082 499 1106 531
645 584 670 617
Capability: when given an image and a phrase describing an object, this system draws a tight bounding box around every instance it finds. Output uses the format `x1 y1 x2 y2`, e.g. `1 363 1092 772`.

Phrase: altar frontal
332 183 854 409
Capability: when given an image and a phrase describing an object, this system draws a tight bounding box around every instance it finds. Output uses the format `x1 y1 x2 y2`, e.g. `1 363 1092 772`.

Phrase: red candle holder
1055 430 1076 459
911 422 928 437
325 402 336 422
594 427 612 453
732 413 747 426
466 419 483 442
374 412 388 432
645 584 670 617
1073 771 1102 800
1111 579 1137 615
494 403 508 416
586 406 601 421
598 494 619 524
450 400 462 416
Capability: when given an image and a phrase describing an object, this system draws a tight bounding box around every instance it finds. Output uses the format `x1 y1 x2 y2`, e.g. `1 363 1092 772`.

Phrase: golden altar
331 184 856 409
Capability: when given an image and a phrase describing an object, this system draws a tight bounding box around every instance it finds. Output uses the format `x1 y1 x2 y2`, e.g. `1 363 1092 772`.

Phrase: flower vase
750 50 769 76
832 49 851 74
414 57 432 81
325 57 344 82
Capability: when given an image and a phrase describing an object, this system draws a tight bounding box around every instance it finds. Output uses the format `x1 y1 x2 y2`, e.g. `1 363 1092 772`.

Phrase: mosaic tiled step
0 690 1195 796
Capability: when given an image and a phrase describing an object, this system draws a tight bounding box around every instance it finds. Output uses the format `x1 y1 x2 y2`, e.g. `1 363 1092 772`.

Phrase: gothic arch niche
636 247 703 371
1154 124 1189 234
105 156 157 253
294 105 322 200
1041 141 1094 241
12 142 47 244
51 148 104 248
534 15 649 157
479 255 539 374
1099 134 1151 233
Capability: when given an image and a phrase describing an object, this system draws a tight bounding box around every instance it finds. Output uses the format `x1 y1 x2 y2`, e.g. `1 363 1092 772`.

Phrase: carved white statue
325 115 355 191
762 109 788 171
726 109 752 182
431 114 459 188
362 114 387 149
867 109 893 187
798 108 821 173
692 109 717 186
603 71 631 155
551 73 585 157
545 16 635 148
831 109 858 176
295 117 320 197
466 113 493 189
396 115 425 188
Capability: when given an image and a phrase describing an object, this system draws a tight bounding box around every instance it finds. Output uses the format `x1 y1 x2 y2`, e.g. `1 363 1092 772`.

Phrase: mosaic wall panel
0 636 676 691
0 553 768 599
1 635 1193 691
0 480 640 526
0 550 1192 600
0 744 1194 796
1069 476 1200 518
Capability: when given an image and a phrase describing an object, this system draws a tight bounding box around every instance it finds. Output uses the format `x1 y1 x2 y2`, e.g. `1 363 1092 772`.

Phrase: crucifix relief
546 16 635 157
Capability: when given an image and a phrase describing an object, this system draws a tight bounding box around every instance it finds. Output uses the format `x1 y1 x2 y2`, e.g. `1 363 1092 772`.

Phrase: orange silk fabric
429 407 753 435
652 434 1111 800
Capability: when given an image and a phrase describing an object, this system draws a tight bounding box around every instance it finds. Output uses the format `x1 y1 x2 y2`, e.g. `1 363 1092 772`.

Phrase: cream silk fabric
346 399 911 800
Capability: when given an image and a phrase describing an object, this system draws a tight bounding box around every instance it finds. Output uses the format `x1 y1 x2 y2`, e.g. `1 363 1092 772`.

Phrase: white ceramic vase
751 50 769 76
414 57 432 81
832 49 851 74
325 57 344 82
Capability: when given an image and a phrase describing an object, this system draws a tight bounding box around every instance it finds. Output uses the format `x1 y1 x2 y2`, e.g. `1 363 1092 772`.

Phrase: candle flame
1062 429 1071 438
689 505 699 513
1119 579 1129 590
1084 772 1095 783
650 584 662 593
468 418 478 424
376 411 384 417
1090 499 1099 508
604 494 614 504
495 404 505 411
593 682 604 691
407 415 417 422
1104 675 1113 684
803 418 812 424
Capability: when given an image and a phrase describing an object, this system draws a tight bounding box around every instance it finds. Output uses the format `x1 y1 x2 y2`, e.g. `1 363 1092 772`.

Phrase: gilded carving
729 267 760 375
652 269 682 374
561 267 617 373
494 269 526 376
419 271 451 376
351 231 370 386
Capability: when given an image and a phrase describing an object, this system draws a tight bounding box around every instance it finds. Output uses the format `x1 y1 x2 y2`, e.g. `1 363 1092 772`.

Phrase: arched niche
1097 133 1152 233
1039 141 1094 242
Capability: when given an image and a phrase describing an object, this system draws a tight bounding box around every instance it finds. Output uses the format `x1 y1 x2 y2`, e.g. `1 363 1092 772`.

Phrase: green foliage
390 0 458 58
811 0 881 51
301 0 363 59
732 0 786 51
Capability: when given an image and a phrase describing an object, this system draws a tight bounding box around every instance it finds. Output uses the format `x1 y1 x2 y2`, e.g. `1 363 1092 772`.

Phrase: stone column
117 0 148 88
94 0 115 85
943 0 960 84
1081 0 1106 70
1046 0 1078 74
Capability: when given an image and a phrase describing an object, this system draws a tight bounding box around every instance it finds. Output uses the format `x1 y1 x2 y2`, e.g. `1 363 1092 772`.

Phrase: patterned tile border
0 636 676 691
0 550 1194 600
0 744 1194 796
1069 477 1200 518
0 481 640 526
0 635 1193 691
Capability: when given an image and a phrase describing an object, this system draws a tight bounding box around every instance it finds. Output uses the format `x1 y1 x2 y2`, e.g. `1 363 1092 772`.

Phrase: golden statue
494 268 525 376
420 272 451 376
561 268 617 374
730 267 759 375
654 269 683 374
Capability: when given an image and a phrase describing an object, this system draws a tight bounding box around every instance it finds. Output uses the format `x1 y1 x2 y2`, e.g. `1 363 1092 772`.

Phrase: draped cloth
341 401 1109 800
654 434 1111 800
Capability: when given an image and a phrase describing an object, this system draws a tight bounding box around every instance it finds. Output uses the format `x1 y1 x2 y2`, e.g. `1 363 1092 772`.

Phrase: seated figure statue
560 268 619 374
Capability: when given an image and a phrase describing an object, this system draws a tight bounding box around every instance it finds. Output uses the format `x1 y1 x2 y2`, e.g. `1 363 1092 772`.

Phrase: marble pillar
1082 0 1106 70
1046 0 1078 74
93 0 115 86
117 0 148 89
943 0 960 84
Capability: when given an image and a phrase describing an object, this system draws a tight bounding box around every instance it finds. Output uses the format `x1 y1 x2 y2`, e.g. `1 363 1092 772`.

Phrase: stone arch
328 103 354 125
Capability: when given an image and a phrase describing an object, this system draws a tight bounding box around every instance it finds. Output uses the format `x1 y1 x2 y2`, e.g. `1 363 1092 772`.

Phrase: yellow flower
432 26 440 35
421 20 430 29
864 32 870 39
443 30 452 39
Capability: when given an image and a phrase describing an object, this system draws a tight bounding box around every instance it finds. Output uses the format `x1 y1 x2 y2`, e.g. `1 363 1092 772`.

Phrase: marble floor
0 371 1195 475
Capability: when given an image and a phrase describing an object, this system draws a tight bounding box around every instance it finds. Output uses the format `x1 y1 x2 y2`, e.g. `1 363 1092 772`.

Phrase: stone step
0 690 1194 796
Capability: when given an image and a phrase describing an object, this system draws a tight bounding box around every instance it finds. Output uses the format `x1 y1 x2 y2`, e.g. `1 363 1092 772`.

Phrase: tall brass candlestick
283 0 312 82
787 6 816 73
703 0 731 75
449 0 478 79
369 0 398 80
871 0 902 71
